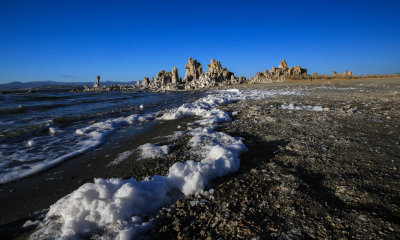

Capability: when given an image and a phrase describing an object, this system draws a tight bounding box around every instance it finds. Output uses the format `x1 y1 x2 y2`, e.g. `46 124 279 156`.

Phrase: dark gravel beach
1 78 400 239
150 78 400 239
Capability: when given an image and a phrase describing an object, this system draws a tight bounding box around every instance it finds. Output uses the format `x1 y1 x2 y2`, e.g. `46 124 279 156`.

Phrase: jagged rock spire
172 67 179 84
183 58 203 82
94 75 101 88
206 58 233 82
279 59 288 70
141 77 150 88
250 59 307 83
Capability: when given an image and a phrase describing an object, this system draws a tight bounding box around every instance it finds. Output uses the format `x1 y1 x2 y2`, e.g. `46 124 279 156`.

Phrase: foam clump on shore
281 103 324 111
109 143 170 166
108 150 135 166
31 89 300 239
138 143 170 159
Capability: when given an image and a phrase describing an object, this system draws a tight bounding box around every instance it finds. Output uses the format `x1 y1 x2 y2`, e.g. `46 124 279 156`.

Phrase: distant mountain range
0 80 137 90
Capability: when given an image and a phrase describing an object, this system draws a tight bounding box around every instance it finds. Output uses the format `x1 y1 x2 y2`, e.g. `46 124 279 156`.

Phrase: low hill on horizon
0 80 137 90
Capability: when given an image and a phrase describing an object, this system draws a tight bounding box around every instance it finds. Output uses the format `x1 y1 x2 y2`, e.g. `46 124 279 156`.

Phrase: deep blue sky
0 0 399 83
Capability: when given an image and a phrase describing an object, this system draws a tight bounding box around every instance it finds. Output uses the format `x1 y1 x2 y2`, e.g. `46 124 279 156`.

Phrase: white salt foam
31 88 302 239
108 150 135 166
281 103 324 111
27 140 35 147
138 143 170 159
0 113 155 184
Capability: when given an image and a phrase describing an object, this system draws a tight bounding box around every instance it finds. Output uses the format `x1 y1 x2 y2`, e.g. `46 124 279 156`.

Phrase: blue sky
0 0 399 83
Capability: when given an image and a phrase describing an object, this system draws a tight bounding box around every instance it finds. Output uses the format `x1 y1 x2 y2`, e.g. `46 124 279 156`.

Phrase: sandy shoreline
1 78 399 239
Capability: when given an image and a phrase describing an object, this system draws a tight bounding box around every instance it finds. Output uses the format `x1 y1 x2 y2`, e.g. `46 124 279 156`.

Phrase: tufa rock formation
136 58 246 91
332 70 353 77
83 75 138 92
172 67 179 84
94 75 101 88
183 58 246 90
135 79 141 87
183 58 203 83
151 67 181 91
279 59 288 70
345 70 353 76
141 77 150 88
206 59 234 82
83 58 247 92
250 59 307 83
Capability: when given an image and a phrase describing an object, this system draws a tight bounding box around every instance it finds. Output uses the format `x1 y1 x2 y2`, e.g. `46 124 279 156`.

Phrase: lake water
0 90 204 184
